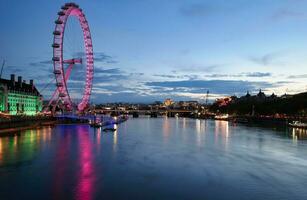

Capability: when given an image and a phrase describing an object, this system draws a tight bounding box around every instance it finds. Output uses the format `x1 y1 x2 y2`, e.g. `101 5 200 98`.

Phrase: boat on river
89 115 128 128
214 114 229 120
103 127 117 132
89 121 103 128
288 121 307 129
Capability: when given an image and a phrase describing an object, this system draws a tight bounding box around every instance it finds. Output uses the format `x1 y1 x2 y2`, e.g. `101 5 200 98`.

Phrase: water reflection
52 127 70 199
96 127 101 146
162 117 170 142
215 120 229 137
0 137 2 165
76 127 95 200
195 119 203 146
0 127 53 167
290 128 307 140
214 120 230 149
113 124 118 153
0 119 307 200
182 117 187 130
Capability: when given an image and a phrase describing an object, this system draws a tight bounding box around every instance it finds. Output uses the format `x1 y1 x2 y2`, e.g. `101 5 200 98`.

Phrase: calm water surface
0 117 307 200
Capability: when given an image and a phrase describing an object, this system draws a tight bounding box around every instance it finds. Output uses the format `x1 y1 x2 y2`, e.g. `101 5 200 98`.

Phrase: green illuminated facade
0 74 43 115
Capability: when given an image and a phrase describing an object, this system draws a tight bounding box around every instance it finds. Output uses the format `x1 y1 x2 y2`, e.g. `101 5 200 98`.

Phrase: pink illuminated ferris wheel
51 2 94 112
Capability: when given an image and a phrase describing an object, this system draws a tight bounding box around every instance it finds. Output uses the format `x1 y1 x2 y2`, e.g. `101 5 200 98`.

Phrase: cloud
94 74 129 82
129 72 144 76
275 81 293 84
272 9 307 21
204 72 272 78
29 60 52 67
174 64 223 73
180 3 214 17
72 52 118 64
95 68 122 74
94 52 118 63
145 79 274 95
245 72 272 77
287 74 307 79
3 63 53 81
68 67 128 82
4 66 23 74
248 52 283 66
153 74 180 79
154 74 200 80
90 91 157 103
204 74 231 78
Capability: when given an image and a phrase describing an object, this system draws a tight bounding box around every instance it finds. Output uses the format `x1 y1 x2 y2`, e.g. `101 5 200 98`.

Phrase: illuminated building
215 97 232 107
164 98 174 107
0 74 43 115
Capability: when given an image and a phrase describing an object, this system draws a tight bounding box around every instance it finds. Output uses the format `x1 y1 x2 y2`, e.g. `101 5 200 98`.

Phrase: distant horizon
1 71 305 104
35 86 304 105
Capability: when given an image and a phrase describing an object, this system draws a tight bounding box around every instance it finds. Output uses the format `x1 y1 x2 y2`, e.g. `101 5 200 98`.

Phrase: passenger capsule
55 20 63 24
53 31 61 36
52 57 60 61
58 11 65 16
52 43 60 48
53 70 61 74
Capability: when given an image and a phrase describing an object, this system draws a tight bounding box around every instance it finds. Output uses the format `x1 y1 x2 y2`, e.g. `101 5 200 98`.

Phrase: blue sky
0 0 307 103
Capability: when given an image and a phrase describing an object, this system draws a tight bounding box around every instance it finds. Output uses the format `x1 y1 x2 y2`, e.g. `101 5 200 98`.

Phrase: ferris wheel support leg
52 98 61 115
45 89 59 112
65 63 74 81
45 63 75 113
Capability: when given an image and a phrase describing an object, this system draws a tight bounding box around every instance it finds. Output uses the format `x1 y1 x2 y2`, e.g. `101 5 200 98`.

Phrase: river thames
0 117 307 200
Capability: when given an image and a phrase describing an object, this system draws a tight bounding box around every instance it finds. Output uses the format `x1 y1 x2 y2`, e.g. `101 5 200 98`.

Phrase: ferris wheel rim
52 3 94 112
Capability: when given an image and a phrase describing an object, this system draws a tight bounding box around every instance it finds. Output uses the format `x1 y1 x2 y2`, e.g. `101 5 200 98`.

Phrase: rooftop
0 75 40 96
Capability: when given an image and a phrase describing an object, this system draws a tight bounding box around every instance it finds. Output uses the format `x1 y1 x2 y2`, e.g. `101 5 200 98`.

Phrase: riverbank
0 114 128 135
0 116 57 135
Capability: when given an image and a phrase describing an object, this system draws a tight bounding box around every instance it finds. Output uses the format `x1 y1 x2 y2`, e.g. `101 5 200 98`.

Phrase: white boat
89 122 103 128
214 114 229 120
289 121 307 129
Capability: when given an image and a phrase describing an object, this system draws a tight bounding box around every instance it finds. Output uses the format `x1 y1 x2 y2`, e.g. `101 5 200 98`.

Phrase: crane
0 60 5 79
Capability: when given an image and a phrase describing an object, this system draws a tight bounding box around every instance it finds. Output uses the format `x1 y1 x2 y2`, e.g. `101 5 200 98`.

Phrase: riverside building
0 74 43 115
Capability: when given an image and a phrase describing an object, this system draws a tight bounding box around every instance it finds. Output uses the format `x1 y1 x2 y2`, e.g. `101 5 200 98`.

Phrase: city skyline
1 0 307 103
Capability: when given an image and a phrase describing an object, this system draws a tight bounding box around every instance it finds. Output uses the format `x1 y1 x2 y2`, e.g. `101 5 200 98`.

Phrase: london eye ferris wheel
51 2 94 112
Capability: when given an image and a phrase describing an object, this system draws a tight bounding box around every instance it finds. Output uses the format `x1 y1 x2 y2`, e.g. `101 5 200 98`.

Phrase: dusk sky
1 0 307 103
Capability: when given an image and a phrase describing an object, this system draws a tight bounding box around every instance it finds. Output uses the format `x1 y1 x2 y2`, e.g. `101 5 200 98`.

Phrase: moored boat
103 127 117 132
214 114 229 120
289 121 307 129
90 122 103 128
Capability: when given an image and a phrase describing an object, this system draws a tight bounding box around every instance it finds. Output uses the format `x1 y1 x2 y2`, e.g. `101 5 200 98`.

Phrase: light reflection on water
113 124 118 153
291 128 307 140
0 118 307 199
76 128 95 200
214 120 230 150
